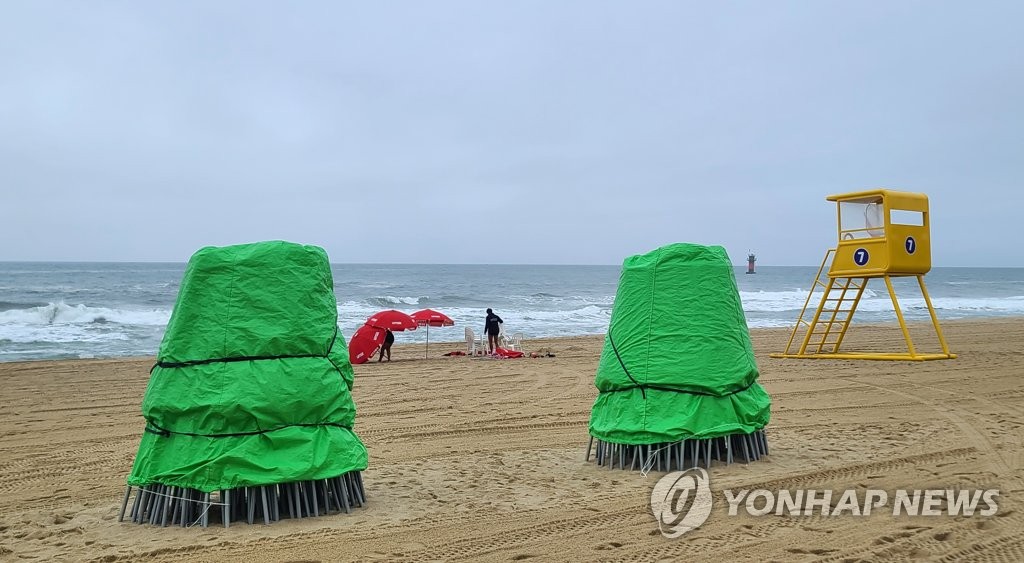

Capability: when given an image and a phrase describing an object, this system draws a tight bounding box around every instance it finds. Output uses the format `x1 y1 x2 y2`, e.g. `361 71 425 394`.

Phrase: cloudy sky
2 1 1021 265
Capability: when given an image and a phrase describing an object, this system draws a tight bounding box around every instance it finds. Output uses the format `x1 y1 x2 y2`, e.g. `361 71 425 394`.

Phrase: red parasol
349 324 386 365
410 309 455 357
366 309 418 331
411 309 455 327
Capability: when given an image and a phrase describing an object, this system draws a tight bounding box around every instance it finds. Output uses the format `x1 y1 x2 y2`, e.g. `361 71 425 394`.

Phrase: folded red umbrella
494 347 524 359
366 309 418 331
349 324 386 365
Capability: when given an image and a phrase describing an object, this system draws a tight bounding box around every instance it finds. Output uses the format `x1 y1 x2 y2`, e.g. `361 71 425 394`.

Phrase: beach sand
1 319 1022 561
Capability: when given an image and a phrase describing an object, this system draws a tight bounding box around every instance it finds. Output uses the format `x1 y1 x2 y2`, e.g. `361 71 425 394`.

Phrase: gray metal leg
134 487 149 523
201 492 210 527
292 483 302 518
129 487 143 522
337 476 351 514
245 488 255 525
144 486 158 525
161 486 173 527
119 486 133 522
222 490 230 528
261 487 271 524
354 472 366 506
270 486 279 522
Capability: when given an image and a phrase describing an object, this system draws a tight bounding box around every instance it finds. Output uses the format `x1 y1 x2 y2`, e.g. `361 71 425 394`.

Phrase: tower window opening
890 209 925 226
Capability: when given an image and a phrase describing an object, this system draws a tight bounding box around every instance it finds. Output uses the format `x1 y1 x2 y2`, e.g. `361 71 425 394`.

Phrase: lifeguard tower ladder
771 189 956 361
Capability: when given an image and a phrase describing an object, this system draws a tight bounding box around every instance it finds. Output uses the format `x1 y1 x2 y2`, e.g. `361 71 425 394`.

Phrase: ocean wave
504 293 616 308
855 295 1024 314
517 305 610 321
0 300 49 312
367 295 424 307
738 288 887 312
735 287 1024 315
0 301 171 326
0 322 134 344
946 280 1024 285
3 263 1020 362
739 289 819 312
334 303 614 342
746 318 797 328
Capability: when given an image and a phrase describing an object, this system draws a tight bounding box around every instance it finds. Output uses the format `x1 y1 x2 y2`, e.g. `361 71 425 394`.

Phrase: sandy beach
0 319 1022 562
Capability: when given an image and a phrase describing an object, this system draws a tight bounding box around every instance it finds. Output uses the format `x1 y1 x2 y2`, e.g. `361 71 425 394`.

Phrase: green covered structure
121 241 367 527
586 243 771 471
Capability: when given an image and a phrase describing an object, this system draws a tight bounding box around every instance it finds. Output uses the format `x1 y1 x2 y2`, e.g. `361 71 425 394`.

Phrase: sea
1 262 1022 362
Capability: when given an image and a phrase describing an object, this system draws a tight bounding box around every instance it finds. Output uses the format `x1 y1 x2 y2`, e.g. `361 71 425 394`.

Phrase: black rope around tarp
605 331 757 398
144 420 352 439
150 326 341 373
607 330 647 398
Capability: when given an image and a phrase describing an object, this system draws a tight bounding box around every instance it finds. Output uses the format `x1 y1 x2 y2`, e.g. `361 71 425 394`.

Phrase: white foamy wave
0 323 133 344
745 318 797 328
338 300 394 325
369 295 423 306
516 305 610 322
946 280 1024 286
0 302 171 326
739 289 878 312
737 290 872 313
511 294 616 307
738 288 1024 316
335 303 613 343
738 289 812 312
857 295 1024 314
333 292 1024 349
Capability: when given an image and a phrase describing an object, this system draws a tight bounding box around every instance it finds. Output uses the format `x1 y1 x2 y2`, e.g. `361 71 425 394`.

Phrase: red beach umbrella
366 309 419 331
349 324 386 365
411 309 455 327
410 309 455 358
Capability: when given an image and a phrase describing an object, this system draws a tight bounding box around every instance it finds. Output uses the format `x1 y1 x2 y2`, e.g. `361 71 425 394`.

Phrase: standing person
378 329 395 362
484 308 503 354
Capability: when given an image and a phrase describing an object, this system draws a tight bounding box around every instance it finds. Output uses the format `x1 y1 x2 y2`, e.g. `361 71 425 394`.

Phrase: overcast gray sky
2 1 1021 266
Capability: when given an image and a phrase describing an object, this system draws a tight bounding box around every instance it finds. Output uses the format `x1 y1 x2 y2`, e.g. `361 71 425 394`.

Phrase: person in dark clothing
484 308 503 354
378 329 395 362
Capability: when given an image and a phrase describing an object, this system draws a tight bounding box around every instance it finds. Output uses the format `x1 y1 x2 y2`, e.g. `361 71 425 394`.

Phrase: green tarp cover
127 241 367 492
588 243 771 444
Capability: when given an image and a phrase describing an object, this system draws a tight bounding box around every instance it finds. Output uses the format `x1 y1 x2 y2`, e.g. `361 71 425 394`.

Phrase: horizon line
0 260 1020 269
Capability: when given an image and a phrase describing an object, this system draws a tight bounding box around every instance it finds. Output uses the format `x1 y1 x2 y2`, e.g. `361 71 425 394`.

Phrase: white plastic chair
500 329 523 351
465 327 486 356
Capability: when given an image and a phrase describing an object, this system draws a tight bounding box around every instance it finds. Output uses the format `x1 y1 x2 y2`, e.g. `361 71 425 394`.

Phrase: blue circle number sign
905 236 917 254
854 248 869 266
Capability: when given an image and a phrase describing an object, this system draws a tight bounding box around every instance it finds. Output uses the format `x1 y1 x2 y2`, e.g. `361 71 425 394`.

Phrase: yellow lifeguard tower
771 189 956 361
